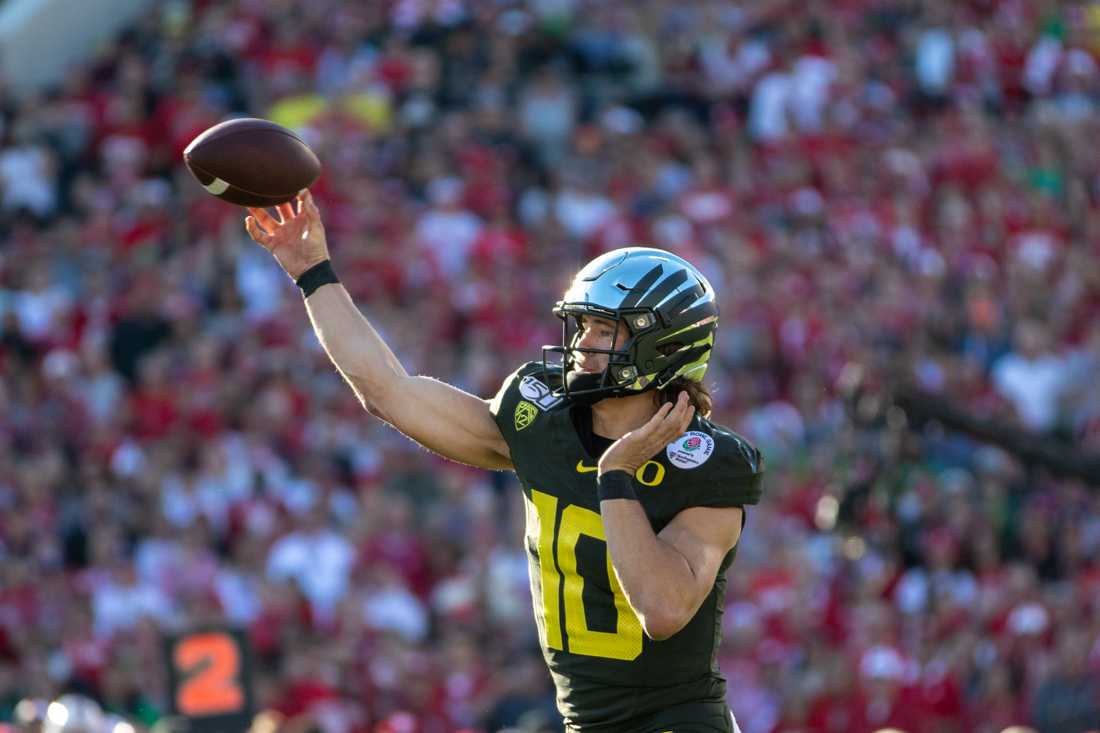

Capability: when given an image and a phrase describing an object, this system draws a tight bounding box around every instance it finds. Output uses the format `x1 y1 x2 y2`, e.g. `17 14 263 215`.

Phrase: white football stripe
203 177 230 195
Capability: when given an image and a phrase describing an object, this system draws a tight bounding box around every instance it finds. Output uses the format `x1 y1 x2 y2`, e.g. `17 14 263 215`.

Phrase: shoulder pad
489 362 567 444
665 419 765 507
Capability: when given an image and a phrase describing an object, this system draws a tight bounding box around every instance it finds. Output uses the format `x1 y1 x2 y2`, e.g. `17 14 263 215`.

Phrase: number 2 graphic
173 632 245 717
527 489 643 661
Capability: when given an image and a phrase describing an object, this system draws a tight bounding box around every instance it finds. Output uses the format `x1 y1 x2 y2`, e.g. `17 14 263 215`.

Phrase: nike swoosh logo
575 460 598 473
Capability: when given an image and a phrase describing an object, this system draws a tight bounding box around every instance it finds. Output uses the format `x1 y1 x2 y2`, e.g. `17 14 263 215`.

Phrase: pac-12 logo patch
666 431 714 469
514 400 538 431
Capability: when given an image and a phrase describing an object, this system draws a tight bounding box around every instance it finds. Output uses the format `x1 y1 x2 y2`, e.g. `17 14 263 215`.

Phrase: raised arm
245 191 512 470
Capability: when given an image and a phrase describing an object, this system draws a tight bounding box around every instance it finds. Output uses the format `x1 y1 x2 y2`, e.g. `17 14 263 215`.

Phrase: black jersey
490 362 764 731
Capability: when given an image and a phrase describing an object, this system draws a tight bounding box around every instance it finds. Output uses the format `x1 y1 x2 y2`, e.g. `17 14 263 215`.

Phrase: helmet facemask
543 308 654 405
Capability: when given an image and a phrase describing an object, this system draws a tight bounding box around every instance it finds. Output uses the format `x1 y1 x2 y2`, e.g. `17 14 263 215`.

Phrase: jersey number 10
527 489 644 661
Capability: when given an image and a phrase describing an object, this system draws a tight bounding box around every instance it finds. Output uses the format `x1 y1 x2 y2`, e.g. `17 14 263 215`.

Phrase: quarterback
245 191 763 733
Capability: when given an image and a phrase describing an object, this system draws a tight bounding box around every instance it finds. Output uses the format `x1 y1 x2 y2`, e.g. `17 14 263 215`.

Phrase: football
183 118 321 207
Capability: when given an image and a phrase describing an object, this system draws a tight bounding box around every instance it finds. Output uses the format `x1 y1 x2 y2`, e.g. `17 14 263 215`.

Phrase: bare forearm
303 283 407 399
246 196 509 468
601 499 696 640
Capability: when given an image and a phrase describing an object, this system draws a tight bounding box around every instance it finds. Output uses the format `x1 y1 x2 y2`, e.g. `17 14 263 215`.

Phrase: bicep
353 374 512 470
658 505 744 603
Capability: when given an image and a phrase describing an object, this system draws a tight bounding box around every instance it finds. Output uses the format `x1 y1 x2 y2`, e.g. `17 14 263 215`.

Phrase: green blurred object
1028 167 1064 197
160 0 191 38
105 699 160 728
1040 12 1066 41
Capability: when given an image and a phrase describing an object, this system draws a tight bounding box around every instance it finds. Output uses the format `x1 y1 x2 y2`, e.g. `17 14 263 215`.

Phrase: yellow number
528 490 562 650
558 505 643 660
526 490 643 661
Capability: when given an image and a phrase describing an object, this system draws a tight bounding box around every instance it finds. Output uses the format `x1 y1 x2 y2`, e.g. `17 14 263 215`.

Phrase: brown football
183 118 321 207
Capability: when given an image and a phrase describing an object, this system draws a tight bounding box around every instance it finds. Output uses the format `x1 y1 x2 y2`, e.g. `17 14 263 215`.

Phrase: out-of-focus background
1 1 1099 732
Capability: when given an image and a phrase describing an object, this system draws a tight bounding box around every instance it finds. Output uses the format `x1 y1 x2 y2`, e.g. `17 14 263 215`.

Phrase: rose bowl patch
666 430 714 469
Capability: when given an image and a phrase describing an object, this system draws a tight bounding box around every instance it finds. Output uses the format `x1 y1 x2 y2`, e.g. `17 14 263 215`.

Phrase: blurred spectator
0 122 58 219
991 318 1070 432
1030 629 1100 733
1 1 1100 732
266 504 355 625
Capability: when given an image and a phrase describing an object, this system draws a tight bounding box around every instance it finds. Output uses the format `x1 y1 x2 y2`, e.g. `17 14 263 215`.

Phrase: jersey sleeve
684 427 765 509
489 361 564 454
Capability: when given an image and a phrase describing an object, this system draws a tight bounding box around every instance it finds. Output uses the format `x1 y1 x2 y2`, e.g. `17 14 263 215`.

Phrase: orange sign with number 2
173 632 245 717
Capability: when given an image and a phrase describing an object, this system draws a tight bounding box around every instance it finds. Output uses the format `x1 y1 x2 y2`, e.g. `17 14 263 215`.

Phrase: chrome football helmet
543 247 718 403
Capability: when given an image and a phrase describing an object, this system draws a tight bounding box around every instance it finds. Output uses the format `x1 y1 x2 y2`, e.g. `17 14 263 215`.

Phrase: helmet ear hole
657 342 682 357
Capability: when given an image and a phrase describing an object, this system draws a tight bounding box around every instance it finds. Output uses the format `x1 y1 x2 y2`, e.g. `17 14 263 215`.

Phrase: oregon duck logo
514 400 538 431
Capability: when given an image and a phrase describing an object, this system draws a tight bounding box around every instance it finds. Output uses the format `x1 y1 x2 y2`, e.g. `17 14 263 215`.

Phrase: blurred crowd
2 0 1100 732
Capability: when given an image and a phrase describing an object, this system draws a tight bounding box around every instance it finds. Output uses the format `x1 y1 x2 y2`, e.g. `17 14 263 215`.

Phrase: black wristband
597 470 638 502
295 260 339 298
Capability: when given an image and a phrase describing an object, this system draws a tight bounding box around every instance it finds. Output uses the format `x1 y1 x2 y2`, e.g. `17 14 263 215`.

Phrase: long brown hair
657 376 713 418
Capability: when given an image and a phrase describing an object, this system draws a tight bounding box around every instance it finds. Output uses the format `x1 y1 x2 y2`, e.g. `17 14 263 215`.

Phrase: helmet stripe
636 269 690 310
675 302 719 327
662 287 707 318
661 335 715 385
656 322 716 346
679 360 709 381
617 264 665 309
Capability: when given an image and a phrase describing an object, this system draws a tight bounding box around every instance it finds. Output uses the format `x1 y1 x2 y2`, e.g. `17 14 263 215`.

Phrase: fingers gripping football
598 392 695 476
244 189 330 280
